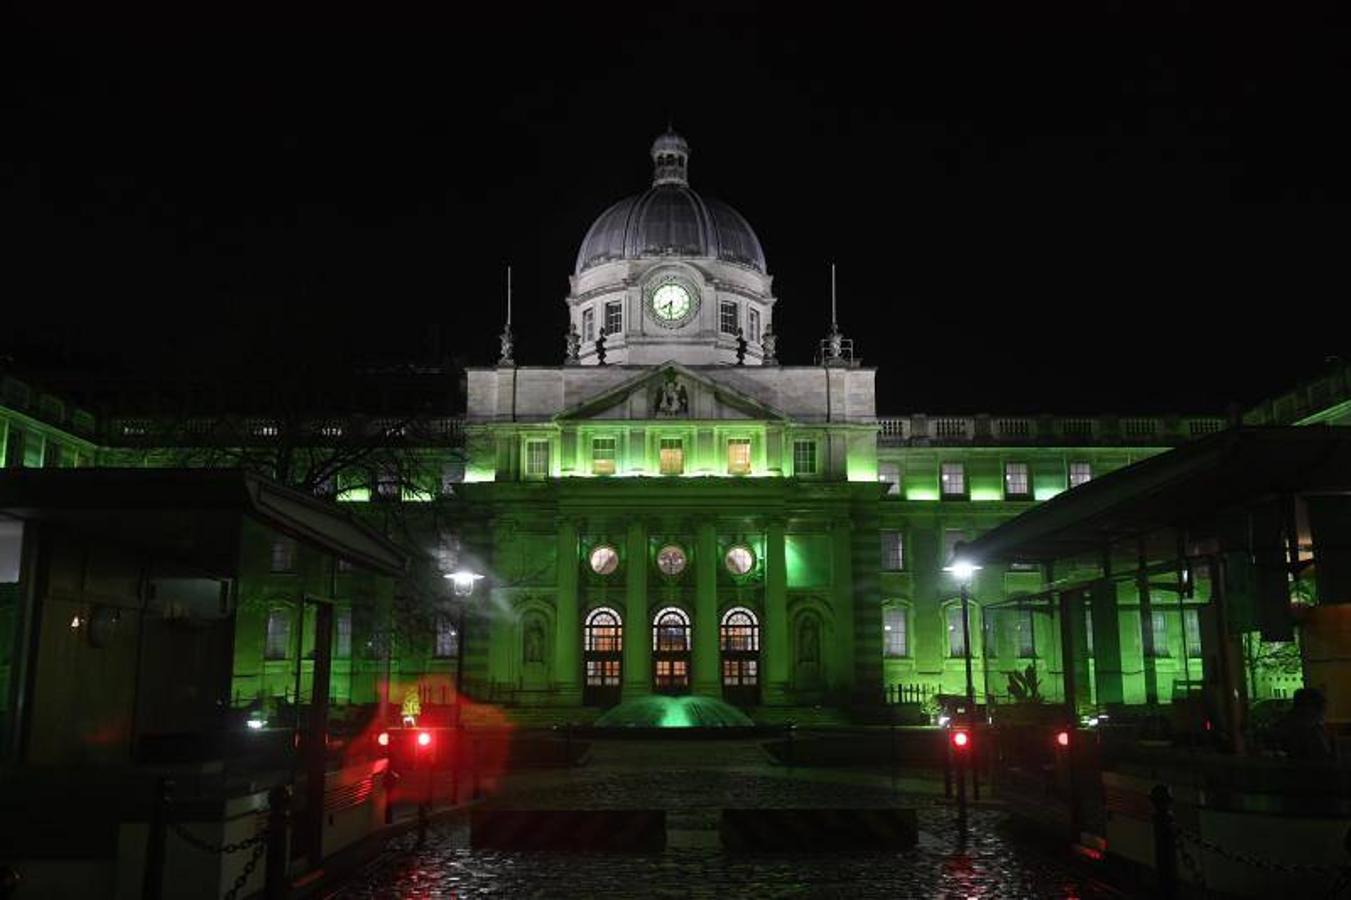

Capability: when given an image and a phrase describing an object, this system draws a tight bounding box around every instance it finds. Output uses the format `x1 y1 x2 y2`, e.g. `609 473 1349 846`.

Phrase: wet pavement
335 738 1131 899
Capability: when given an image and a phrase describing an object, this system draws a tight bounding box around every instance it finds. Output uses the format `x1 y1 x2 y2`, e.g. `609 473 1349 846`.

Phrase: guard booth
0 469 406 899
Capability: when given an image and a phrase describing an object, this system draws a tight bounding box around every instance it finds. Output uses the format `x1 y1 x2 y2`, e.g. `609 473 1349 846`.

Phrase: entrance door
583 607 623 707
720 607 761 706
652 607 691 694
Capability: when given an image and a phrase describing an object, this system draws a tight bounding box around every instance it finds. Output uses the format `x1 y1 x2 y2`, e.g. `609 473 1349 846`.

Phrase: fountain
592 694 755 730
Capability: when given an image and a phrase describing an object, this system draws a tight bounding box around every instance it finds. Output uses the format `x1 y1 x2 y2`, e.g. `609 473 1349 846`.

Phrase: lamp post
943 547 981 725
444 570 483 727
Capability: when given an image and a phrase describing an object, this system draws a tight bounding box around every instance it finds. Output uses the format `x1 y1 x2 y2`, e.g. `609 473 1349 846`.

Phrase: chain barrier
165 797 269 900
1178 826 1351 879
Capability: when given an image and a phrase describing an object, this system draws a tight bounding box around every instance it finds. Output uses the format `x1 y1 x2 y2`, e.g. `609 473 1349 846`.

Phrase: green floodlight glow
968 488 1003 502
592 695 754 728
905 488 939 501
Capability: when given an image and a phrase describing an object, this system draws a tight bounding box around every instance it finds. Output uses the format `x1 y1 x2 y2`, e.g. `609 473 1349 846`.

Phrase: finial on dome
651 128 690 187
818 262 857 368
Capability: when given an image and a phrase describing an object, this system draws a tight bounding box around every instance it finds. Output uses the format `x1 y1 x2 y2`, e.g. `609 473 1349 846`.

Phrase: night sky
4 6 1349 415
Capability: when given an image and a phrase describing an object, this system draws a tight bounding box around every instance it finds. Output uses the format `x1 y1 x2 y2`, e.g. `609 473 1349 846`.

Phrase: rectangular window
942 529 965 567
604 300 623 335
591 437 616 475
264 609 291 660
883 607 908 657
1148 609 1171 657
1015 608 1036 657
946 605 969 657
374 464 400 501
748 307 761 344
1183 608 1203 658
435 616 459 658
1004 462 1030 498
940 462 966 498
3 427 22 468
23 433 44 468
792 440 817 475
659 438 684 475
1069 461 1093 488
880 531 904 571
720 300 739 335
270 537 297 573
335 608 352 658
525 440 550 477
879 462 901 496
582 307 596 343
586 659 621 686
727 438 751 475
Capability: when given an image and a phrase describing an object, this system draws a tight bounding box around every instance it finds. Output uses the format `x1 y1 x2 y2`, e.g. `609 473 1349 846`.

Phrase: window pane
720 301 738 335
727 439 751 475
1015 609 1036 657
265 610 291 659
659 438 684 475
793 440 816 475
526 441 550 476
946 605 968 657
879 463 901 496
942 530 964 567
592 437 616 475
335 608 352 658
940 462 966 496
435 616 459 657
883 607 908 657
1004 462 1030 497
1069 462 1093 487
582 307 595 343
1183 608 1202 657
270 538 297 573
1149 609 1170 657
880 531 904 570
604 301 623 334
748 308 761 343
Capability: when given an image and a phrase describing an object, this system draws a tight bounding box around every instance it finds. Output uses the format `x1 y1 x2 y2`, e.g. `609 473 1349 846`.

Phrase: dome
574 131 767 276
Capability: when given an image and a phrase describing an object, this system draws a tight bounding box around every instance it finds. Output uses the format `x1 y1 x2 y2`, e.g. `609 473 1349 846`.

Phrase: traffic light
1055 730 1070 748
417 730 433 748
950 729 970 750
377 731 390 748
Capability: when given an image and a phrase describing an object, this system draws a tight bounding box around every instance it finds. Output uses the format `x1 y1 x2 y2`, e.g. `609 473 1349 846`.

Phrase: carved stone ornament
653 376 689 417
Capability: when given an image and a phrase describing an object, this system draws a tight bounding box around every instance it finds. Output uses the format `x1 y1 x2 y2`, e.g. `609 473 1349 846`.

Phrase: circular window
589 544 620 575
725 545 755 576
656 544 688 576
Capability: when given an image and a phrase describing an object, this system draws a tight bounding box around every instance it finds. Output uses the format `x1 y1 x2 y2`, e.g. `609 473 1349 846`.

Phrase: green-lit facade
3 131 1341 722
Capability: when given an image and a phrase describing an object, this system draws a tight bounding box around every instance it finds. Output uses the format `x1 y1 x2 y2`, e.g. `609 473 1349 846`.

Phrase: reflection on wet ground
336 739 1131 899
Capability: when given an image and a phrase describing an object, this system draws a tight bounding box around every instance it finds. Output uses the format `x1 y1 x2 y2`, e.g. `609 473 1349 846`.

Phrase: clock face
656 544 687 576
650 283 693 324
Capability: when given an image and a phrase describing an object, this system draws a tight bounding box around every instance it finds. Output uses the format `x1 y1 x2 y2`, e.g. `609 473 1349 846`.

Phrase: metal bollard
143 777 172 900
890 722 898 797
265 784 291 900
942 740 952 798
971 727 980 802
1150 784 1178 900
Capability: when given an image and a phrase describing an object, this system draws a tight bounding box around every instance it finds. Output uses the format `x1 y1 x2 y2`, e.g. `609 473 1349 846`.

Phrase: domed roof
574 131 767 276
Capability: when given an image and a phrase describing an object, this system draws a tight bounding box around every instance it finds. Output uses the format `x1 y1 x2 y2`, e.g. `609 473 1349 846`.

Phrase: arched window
720 607 759 652
585 607 623 652
943 601 980 658
652 606 691 652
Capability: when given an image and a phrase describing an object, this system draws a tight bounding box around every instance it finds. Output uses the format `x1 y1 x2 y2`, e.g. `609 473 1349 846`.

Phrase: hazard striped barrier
470 809 666 851
720 808 918 852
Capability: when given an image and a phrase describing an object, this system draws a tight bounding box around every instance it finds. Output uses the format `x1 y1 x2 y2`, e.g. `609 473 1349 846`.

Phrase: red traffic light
376 731 390 748
1055 730 1070 748
950 730 970 750
417 730 432 748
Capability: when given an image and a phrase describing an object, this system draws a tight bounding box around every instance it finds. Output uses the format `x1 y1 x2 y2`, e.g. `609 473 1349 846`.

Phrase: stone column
693 519 719 696
553 518 581 705
764 519 789 703
832 517 856 701
1089 580 1124 705
623 518 649 697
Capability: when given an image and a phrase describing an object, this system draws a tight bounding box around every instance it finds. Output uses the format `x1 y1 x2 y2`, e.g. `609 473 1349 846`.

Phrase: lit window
1183 608 1202 658
435 616 459 658
725 545 755 576
1015 608 1036 658
720 300 739 335
592 437 616 475
940 462 966 498
883 606 908 657
659 438 684 475
656 545 688 576
748 308 761 344
270 537 297 573
264 609 291 659
582 307 596 343
727 438 751 475
335 608 352 658
945 604 970 657
720 607 760 652
793 440 817 475
652 607 691 652
585 607 623 653
604 300 623 335
879 462 901 496
1004 462 1030 498
880 531 904 571
1148 609 1170 658
525 440 550 477
1069 461 1093 488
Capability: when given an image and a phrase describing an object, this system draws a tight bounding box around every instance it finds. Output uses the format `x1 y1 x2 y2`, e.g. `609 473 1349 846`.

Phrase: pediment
555 363 787 422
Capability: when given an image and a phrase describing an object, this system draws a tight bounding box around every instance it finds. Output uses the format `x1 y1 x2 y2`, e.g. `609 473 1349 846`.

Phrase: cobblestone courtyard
336 738 1130 899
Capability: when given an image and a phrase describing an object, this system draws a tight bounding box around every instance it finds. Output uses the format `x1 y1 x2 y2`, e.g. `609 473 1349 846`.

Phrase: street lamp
943 544 982 725
442 570 483 724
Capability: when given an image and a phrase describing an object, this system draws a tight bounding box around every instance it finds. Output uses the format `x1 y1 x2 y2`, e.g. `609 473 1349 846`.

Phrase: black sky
4 5 1349 414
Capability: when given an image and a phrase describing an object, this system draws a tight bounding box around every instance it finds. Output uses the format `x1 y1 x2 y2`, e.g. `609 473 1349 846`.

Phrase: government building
3 130 1342 731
